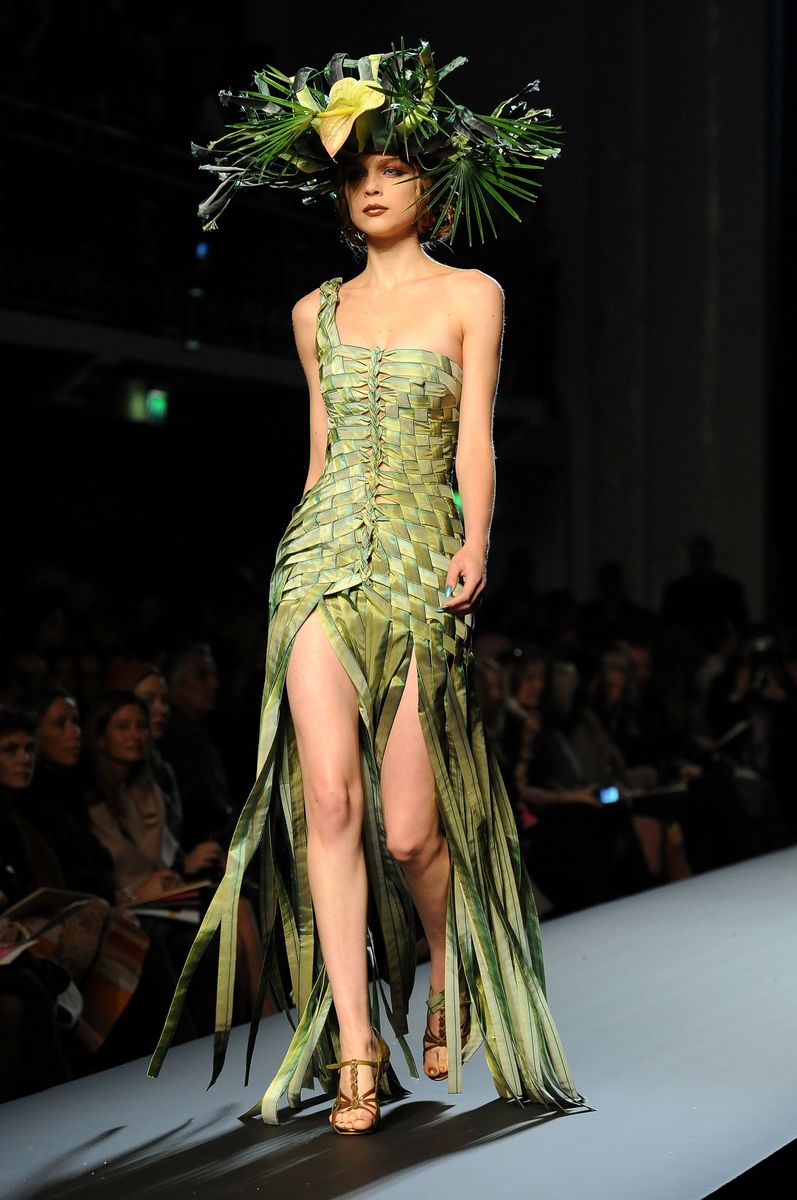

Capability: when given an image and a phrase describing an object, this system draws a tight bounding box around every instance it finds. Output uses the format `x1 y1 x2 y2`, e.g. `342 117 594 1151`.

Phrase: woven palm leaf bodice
269 277 467 623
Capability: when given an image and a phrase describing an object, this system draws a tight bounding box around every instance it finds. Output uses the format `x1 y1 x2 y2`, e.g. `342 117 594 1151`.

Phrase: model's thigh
381 649 439 852
286 608 363 811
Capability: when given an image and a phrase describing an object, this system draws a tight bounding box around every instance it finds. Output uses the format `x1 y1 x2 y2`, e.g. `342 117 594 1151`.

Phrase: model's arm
292 289 329 496
442 271 504 616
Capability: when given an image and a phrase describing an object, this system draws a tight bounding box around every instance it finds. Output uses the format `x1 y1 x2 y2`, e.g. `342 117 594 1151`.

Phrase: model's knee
306 780 361 842
387 824 445 871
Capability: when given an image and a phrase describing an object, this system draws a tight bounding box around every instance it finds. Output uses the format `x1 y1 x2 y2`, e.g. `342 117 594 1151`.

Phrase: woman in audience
0 703 151 1078
105 659 225 880
504 651 657 914
84 690 262 1029
28 688 116 901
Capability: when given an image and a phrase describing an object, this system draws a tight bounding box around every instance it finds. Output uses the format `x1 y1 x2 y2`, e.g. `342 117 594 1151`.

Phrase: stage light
124 380 147 423
196 241 209 260
122 382 169 424
146 389 169 424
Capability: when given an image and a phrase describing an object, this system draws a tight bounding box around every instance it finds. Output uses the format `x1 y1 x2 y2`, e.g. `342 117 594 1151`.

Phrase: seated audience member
693 619 742 708
472 655 556 917
704 630 796 845
498 653 657 915
159 643 236 849
0 705 72 1099
28 689 116 901
0 704 151 1079
84 691 184 904
592 644 660 774
106 658 225 880
35 688 82 771
565 648 699 877
32 690 205 1066
473 656 526 797
85 691 262 1031
568 641 778 876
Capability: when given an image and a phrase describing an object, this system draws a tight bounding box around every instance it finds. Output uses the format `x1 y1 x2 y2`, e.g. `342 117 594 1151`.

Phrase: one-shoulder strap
315 277 342 357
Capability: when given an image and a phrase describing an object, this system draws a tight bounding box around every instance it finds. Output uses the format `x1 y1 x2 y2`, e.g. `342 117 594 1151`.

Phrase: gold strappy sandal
423 986 471 1081
326 1031 390 1135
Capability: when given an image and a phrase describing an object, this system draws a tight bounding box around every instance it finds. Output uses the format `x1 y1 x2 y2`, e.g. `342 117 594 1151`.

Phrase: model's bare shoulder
456 268 505 307
291 287 322 335
447 270 505 339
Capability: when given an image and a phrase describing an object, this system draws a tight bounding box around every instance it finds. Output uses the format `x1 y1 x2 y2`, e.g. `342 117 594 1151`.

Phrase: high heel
326 1031 390 1135
423 986 471 1081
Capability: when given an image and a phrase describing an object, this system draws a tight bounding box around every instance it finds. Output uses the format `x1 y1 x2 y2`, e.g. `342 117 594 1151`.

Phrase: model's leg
381 649 453 1078
286 608 379 1132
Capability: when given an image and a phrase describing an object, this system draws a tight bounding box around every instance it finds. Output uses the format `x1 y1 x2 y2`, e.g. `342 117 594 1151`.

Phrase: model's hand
440 541 486 615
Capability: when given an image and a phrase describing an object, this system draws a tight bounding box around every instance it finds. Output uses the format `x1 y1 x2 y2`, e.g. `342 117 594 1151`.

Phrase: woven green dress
149 276 583 1121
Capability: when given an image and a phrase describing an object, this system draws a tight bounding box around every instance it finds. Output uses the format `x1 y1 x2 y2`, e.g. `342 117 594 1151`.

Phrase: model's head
193 43 561 243
336 152 452 253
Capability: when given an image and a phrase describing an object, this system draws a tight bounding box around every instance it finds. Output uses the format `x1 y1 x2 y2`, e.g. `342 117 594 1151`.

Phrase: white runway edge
2 846 796 1200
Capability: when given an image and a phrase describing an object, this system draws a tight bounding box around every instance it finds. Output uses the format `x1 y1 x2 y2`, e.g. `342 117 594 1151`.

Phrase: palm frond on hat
192 41 563 240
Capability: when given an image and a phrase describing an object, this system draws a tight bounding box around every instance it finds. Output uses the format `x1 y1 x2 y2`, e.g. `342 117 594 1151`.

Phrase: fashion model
149 41 585 1135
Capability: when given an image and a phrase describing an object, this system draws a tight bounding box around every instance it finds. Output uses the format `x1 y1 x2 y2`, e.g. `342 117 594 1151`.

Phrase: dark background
1 0 795 639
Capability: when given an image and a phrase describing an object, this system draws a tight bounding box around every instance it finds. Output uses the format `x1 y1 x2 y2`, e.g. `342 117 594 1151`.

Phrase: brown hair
85 690 155 813
335 157 454 255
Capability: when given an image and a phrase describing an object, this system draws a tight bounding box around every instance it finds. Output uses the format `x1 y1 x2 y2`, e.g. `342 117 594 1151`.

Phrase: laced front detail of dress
270 277 464 620
359 347 386 579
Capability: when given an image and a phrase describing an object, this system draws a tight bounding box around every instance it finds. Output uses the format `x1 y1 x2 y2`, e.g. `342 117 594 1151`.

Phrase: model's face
98 705 150 765
344 154 421 241
0 730 36 790
134 672 170 739
38 696 82 767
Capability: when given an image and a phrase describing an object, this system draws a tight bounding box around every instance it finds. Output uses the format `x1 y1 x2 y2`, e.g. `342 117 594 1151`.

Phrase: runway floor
2 846 796 1200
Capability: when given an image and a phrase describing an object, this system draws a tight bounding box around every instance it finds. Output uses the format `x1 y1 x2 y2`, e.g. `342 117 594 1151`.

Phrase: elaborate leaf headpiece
193 40 562 244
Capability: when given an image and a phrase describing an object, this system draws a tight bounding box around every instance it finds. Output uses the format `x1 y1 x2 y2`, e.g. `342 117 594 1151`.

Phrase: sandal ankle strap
326 1056 379 1071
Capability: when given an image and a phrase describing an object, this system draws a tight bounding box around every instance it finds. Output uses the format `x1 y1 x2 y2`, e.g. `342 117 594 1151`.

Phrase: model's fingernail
444 585 454 597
